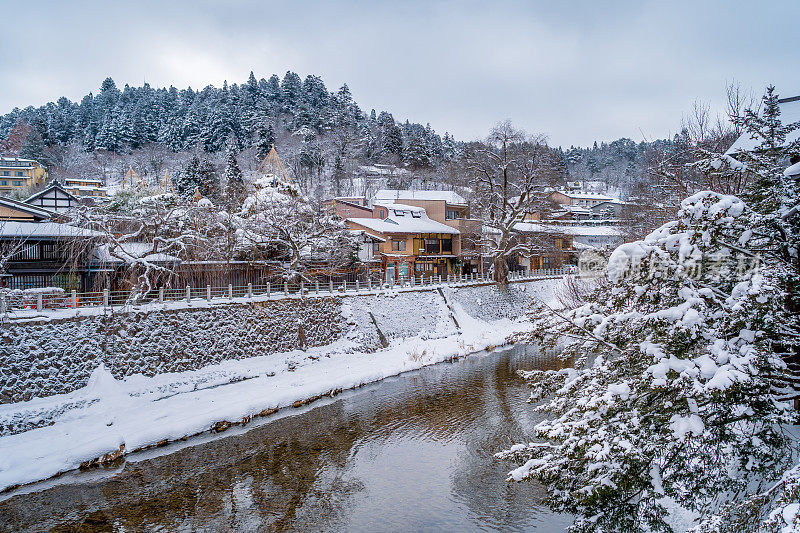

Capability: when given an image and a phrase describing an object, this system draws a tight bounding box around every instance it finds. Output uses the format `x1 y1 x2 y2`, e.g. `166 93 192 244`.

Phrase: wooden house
25 182 82 213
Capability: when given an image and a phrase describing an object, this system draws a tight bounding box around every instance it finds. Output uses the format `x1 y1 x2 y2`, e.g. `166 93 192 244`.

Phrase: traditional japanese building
0 196 53 222
63 178 108 198
346 202 461 282
373 189 483 274
0 220 102 290
547 189 621 209
511 221 624 270
25 182 82 213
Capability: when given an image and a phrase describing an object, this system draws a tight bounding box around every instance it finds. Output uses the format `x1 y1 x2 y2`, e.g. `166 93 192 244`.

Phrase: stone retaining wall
0 279 557 403
0 298 344 403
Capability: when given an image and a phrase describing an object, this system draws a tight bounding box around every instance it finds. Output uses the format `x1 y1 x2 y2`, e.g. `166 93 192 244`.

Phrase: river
0 344 572 532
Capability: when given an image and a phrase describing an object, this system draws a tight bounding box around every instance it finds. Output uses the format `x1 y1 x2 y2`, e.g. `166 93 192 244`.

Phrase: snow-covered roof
65 179 104 184
373 201 426 212
726 96 800 155
349 217 459 235
0 157 40 167
65 186 109 193
348 204 460 235
359 165 409 176
375 189 467 206
349 229 386 242
0 221 102 239
550 190 619 202
592 199 625 206
513 222 623 237
559 205 594 214
0 196 54 219
590 200 627 211
24 183 80 204
92 242 181 264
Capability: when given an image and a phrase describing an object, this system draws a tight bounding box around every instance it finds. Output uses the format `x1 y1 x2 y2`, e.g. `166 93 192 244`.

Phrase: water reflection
0 345 572 532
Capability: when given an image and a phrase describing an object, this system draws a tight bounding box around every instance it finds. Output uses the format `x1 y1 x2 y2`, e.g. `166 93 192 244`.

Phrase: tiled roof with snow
726 96 800 155
375 189 467 206
373 201 426 212
348 204 460 235
24 183 80 204
349 217 459 235
551 190 619 202
513 222 623 237
0 221 102 239
0 196 54 219
65 185 109 192
348 229 386 242
591 199 626 206
559 205 594 214
65 179 104 184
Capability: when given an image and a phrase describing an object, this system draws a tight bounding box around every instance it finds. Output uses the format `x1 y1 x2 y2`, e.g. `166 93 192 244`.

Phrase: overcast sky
1 0 797 147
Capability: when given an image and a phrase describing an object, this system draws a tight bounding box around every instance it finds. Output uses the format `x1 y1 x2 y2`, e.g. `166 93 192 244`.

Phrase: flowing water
0 344 572 532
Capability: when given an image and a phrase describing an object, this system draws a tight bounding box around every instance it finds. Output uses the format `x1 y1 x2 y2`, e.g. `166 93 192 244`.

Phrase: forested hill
0 71 685 200
0 72 455 172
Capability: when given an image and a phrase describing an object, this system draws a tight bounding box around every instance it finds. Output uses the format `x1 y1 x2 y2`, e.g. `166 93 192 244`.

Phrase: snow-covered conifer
498 88 800 532
224 145 245 209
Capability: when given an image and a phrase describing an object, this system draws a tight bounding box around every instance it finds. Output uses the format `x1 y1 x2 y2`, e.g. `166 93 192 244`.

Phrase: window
415 262 433 272
0 180 7 186
42 243 61 260
0 171 9 176
445 209 458 220
12 181 22 186
372 242 380 254
392 240 406 251
425 238 439 254
14 171 23 177
411 211 421 218
12 244 40 261
393 210 405 217
441 238 453 253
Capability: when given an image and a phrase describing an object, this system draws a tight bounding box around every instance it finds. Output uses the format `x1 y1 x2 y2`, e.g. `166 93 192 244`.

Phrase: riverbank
0 343 574 532
0 279 562 493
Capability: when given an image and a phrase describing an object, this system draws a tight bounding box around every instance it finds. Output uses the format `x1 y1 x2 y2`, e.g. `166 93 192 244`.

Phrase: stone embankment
1 278 555 403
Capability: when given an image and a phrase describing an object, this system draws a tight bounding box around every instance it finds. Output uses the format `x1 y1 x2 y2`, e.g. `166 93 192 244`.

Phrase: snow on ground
0 278 562 492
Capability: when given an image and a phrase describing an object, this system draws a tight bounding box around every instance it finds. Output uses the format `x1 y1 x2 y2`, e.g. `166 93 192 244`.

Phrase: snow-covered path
0 301 540 493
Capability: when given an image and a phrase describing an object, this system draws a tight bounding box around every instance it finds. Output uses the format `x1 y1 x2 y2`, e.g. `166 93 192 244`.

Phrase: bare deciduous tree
464 121 558 286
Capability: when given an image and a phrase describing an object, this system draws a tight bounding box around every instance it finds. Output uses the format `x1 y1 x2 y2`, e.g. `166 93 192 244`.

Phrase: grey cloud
0 0 797 147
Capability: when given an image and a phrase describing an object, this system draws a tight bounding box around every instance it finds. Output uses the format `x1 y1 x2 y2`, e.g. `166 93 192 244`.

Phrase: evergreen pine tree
196 157 219 199
256 122 275 162
280 71 303 117
332 154 346 197
378 112 403 157
499 87 800 533
224 145 245 209
732 85 800 213
403 130 431 168
19 130 47 165
177 154 216 198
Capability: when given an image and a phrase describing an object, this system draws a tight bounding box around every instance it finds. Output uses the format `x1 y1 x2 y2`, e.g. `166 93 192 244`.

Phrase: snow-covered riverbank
0 280 560 492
